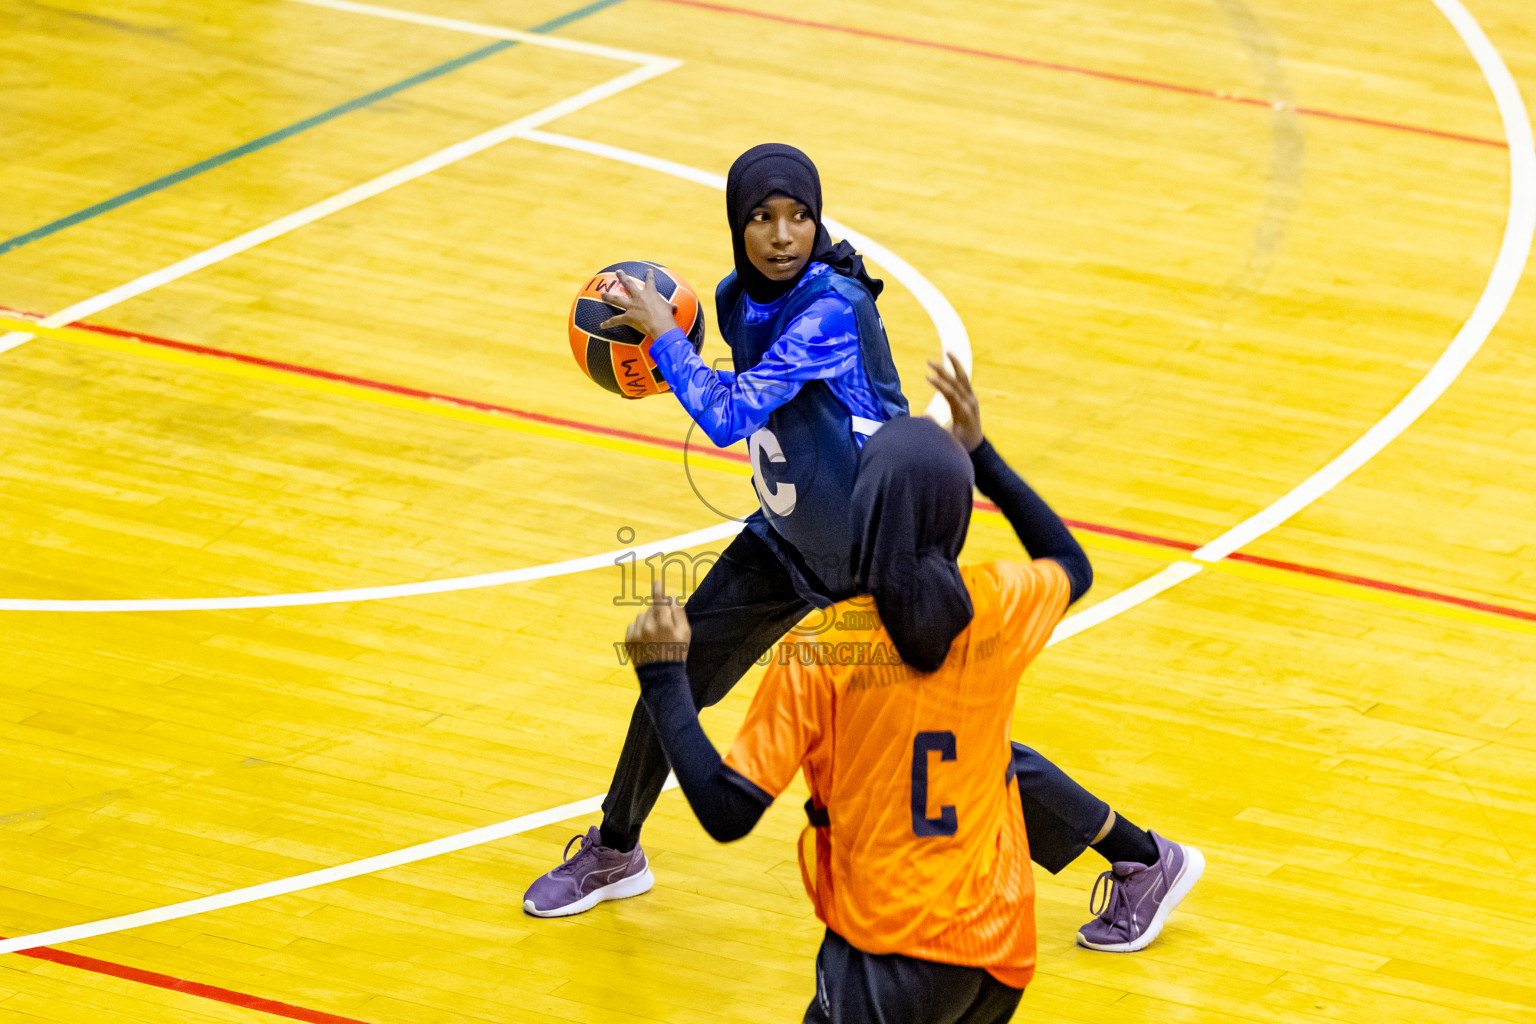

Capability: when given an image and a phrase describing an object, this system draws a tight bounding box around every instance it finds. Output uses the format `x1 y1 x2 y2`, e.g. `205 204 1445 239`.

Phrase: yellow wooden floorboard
2 0 1535 1020
0 949 303 1024
0 339 746 600
0 0 473 234
1 26 624 317
540 0 1513 552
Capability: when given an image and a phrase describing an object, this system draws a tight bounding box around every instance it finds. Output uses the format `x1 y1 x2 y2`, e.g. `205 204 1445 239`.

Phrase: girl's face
744 195 817 283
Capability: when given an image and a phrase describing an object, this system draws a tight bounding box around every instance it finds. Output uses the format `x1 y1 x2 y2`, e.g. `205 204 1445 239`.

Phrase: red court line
981 499 1535 622
7 936 373 1024
87 326 724 460
7 304 1533 628
5 309 733 463
1064 518 1199 553
1 303 743 463
649 0 1508 150
965 510 1536 623
1225 551 1536 623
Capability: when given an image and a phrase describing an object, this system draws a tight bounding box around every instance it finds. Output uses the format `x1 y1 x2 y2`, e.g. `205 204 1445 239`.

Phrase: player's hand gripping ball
568 261 705 399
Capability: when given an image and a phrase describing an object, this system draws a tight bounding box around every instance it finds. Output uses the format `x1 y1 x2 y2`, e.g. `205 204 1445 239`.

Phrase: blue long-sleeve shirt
649 265 888 448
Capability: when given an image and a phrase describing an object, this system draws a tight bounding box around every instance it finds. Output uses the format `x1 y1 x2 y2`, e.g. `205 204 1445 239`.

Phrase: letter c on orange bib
568 260 705 399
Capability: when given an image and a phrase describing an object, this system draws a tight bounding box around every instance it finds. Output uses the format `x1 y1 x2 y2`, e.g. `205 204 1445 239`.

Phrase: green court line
536 0 631 33
0 0 631 258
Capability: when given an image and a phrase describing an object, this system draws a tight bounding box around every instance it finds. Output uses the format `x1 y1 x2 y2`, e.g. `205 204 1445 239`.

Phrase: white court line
0 523 742 612
0 781 678 958
0 0 1530 960
1193 0 1535 562
1046 561 1203 646
0 61 680 358
289 0 668 66
0 5 678 360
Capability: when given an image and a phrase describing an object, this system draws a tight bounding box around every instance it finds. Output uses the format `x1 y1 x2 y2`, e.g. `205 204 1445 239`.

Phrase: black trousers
602 528 1110 873
803 928 1022 1024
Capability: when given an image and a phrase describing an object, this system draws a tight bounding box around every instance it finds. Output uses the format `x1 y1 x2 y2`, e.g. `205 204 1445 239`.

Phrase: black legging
601 527 1109 873
803 927 1022 1024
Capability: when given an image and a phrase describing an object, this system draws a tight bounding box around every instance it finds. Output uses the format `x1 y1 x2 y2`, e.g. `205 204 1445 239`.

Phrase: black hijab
850 416 976 673
725 143 884 303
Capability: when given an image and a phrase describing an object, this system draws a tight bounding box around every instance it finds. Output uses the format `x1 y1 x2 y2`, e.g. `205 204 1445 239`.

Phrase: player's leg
1010 743 1204 951
523 528 812 917
952 973 1027 1024
599 527 812 846
802 928 1021 1024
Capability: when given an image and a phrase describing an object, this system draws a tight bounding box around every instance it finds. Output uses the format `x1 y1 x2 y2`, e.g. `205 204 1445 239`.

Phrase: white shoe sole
1077 845 1205 953
523 866 655 918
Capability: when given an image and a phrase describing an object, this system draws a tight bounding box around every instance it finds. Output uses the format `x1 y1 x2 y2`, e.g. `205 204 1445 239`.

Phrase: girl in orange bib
624 358 1206 1020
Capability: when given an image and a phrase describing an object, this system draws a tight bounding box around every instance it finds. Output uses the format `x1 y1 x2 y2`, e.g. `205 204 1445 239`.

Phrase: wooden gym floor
0 0 1533 1020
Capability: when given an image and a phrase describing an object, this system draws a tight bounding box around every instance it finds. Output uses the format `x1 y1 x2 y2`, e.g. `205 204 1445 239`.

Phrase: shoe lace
1090 867 1131 924
552 832 593 876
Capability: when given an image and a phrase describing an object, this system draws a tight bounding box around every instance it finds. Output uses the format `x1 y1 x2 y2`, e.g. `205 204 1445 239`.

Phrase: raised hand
624 578 692 666
926 352 983 452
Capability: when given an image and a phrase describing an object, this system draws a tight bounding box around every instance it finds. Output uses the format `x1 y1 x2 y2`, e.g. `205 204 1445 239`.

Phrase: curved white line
0 0 1527 962
0 780 677 958
0 524 743 612
1048 561 1203 646
1194 0 1534 562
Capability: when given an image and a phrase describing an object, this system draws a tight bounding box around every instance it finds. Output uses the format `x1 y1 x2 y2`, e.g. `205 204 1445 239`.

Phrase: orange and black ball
568 261 705 399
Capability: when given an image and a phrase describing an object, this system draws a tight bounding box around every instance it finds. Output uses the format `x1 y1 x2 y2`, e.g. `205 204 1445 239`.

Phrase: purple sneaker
1077 831 1204 952
522 827 655 918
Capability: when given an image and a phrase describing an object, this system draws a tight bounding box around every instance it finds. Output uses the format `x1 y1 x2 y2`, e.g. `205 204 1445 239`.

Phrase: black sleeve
970 438 1093 604
635 662 772 842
